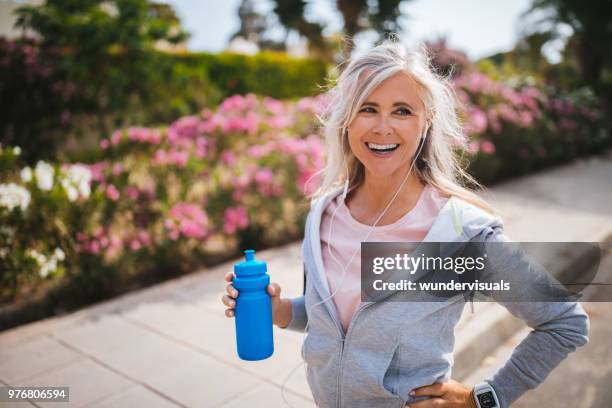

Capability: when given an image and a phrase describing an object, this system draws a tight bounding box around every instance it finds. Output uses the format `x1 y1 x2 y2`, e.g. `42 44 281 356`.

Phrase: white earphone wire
280 130 428 407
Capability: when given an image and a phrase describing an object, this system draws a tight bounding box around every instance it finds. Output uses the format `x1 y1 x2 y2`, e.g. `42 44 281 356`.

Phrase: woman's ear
422 122 430 139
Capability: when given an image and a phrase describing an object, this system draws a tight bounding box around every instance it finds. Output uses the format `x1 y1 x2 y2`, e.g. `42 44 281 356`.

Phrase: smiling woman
221 39 590 408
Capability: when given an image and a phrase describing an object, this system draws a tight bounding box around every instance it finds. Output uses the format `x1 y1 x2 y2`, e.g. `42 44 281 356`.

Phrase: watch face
477 391 498 408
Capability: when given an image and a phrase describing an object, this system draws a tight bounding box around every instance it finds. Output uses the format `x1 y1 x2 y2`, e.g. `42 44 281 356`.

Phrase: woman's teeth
366 142 399 152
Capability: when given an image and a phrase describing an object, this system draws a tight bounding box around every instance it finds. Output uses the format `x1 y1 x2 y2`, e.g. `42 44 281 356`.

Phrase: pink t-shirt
319 184 449 332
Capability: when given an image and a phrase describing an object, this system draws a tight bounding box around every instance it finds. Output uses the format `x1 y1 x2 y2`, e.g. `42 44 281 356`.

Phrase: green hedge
171 50 328 99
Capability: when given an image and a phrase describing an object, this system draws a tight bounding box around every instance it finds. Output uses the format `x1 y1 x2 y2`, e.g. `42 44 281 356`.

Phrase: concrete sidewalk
1 152 611 408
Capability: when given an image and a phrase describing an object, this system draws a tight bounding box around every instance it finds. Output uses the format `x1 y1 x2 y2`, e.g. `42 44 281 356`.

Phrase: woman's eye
360 107 376 113
395 108 412 116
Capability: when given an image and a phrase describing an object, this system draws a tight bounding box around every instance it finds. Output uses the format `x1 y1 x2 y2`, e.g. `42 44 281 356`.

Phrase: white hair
307 38 493 213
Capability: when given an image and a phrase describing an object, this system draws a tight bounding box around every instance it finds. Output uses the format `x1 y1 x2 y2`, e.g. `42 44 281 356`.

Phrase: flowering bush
0 146 104 302
0 94 327 305
455 73 607 182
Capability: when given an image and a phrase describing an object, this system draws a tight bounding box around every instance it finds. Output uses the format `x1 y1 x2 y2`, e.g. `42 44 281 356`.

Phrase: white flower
39 258 57 278
35 161 55 191
0 247 8 258
13 146 21 156
26 248 63 278
65 186 78 202
0 225 15 243
99 1 119 18
60 164 92 201
20 166 32 182
0 183 31 211
26 249 46 265
53 247 66 261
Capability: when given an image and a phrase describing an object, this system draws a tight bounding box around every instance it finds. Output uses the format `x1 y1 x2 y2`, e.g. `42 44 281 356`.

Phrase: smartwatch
473 382 500 408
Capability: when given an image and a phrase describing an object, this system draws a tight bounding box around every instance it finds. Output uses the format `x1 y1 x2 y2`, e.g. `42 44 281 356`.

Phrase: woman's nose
373 116 393 136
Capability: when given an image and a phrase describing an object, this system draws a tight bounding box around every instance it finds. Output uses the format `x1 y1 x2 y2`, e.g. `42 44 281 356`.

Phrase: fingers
224 271 235 284
221 293 236 319
406 397 443 408
221 294 236 308
410 382 445 398
267 282 281 298
222 271 238 318
226 283 238 298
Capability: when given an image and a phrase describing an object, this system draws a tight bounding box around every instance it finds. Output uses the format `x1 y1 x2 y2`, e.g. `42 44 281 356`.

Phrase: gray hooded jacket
284 187 589 408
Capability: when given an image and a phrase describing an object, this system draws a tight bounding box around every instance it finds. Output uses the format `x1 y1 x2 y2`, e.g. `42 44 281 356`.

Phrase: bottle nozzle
244 249 255 262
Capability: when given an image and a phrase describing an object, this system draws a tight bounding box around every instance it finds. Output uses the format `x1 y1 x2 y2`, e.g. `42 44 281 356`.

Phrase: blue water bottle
232 249 274 360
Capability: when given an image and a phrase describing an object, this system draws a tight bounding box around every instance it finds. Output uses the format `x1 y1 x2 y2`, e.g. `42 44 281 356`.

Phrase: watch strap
473 382 500 408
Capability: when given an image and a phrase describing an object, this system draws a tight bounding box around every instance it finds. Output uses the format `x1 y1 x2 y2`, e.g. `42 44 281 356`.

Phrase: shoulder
447 194 505 240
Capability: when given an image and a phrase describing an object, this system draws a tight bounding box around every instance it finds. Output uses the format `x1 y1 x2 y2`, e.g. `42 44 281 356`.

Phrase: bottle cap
234 249 267 276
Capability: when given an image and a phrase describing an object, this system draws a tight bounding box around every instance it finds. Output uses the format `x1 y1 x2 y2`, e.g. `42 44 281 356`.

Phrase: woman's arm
282 296 308 331
280 262 309 331
480 228 590 407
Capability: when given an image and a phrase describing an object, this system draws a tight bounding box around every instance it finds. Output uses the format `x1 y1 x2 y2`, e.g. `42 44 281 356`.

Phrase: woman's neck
345 169 425 226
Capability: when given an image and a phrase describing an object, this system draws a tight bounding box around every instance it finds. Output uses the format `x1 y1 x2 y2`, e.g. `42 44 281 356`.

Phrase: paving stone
219 380 314 408
87 384 181 408
17 358 133 408
0 336 81 384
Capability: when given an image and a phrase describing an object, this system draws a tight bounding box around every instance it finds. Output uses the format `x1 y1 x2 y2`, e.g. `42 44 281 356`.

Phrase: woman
221 40 589 408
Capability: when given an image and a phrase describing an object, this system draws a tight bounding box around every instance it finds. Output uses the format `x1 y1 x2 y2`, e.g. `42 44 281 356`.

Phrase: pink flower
89 241 101 254
152 148 189 167
480 140 496 154
223 206 249 234
111 163 124 176
244 111 260 135
125 186 139 200
221 150 237 165
170 116 201 142
165 203 210 240
195 137 209 159
110 130 122 146
127 127 162 145
254 168 273 184
231 174 250 189
106 184 120 201
201 113 223 133
87 162 108 184
106 234 123 259
247 145 266 158
100 139 109 149
466 141 480 155
130 240 142 251
467 108 487 134
219 94 255 113
263 97 285 115
267 115 294 129
137 230 152 247
222 116 247 133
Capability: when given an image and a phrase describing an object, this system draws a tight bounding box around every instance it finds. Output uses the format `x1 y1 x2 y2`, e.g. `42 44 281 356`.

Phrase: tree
525 0 612 96
266 0 412 61
232 0 267 44
11 0 190 144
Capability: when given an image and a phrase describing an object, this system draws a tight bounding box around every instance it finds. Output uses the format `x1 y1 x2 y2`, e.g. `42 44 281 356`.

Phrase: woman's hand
406 380 477 408
221 271 293 328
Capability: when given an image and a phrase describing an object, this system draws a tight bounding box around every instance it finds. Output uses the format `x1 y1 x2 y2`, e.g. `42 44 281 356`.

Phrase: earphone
280 126 429 407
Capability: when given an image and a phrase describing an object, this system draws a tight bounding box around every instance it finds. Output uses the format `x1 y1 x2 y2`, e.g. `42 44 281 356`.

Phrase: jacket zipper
335 302 375 408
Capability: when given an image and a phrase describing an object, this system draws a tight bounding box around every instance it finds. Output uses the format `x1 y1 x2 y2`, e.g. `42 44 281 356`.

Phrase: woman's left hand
406 380 477 408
